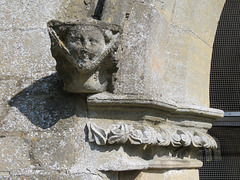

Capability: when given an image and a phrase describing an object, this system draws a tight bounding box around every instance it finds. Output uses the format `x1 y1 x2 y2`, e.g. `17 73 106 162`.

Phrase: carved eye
89 38 98 45
80 36 85 44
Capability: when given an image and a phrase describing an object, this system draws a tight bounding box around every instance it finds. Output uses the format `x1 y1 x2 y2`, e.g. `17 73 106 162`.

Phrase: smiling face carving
47 19 122 93
48 20 120 73
64 25 106 72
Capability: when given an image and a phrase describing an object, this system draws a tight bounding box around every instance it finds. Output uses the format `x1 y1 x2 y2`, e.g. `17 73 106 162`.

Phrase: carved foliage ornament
87 122 217 149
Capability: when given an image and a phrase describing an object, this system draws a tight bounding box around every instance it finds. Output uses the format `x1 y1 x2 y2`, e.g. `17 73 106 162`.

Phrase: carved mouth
71 49 98 64
79 49 97 61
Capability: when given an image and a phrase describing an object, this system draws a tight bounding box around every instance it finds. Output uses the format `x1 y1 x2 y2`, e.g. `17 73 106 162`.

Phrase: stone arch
114 0 226 109
199 1 240 178
209 0 239 112
162 0 227 108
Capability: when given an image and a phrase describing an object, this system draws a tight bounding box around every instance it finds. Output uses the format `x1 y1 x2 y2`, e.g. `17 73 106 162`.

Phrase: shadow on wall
8 73 87 129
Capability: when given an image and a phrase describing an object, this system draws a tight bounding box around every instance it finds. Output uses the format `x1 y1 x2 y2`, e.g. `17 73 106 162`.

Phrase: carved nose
69 41 82 50
85 40 91 50
77 41 83 48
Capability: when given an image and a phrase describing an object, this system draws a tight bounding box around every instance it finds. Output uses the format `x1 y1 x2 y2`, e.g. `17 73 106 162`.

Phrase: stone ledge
87 92 224 122
98 159 203 171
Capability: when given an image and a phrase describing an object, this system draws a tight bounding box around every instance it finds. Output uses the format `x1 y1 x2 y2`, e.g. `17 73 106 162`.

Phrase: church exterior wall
0 1 226 179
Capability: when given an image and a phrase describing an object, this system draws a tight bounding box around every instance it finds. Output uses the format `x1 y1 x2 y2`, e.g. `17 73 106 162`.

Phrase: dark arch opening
199 0 240 179
209 0 240 112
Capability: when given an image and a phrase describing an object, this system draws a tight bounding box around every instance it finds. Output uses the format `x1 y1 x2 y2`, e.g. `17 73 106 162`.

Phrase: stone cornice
87 92 224 120
98 159 203 171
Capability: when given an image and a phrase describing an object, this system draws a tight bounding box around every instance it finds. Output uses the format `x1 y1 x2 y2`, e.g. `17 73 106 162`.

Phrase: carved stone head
47 19 122 93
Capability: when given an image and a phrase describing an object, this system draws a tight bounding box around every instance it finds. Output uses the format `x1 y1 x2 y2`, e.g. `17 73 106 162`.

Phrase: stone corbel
48 18 122 93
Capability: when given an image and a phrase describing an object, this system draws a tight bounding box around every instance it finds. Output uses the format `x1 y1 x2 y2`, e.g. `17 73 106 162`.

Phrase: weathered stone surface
3 74 78 132
114 0 225 108
0 0 227 179
171 0 226 47
87 92 224 120
164 30 212 107
48 19 122 93
87 122 217 148
115 2 169 100
0 136 30 171
120 169 199 180
164 0 226 107
152 0 176 21
0 29 55 80
32 136 75 170
101 0 131 26
185 34 213 106
8 170 108 180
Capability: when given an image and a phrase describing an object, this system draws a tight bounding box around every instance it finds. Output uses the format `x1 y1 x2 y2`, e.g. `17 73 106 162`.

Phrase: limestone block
112 0 226 108
7 168 110 180
171 0 226 46
0 80 16 121
163 30 189 105
115 2 169 100
58 0 89 21
185 34 213 107
32 136 74 170
0 29 55 80
0 79 35 131
0 171 10 180
152 0 176 21
163 169 199 180
0 0 61 29
0 0 88 29
0 136 30 171
101 0 131 26
164 23 217 107
130 169 199 180
164 30 212 107
7 173 105 180
2 74 77 132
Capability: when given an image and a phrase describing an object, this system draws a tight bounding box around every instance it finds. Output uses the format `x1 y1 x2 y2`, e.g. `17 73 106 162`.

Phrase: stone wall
0 1 98 179
0 0 225 180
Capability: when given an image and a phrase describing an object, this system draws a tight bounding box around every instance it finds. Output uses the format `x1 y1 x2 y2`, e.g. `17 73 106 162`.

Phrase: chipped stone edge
98 159 203 171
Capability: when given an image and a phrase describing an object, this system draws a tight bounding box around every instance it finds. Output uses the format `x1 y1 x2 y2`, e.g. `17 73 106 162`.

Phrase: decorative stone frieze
85 92 223 158
87 122 217 148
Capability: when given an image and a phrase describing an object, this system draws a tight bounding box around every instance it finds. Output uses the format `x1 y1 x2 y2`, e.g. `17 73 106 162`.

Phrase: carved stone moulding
87 92 224 120
47 19 122 93
87 122 217 148
86 92 224 150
